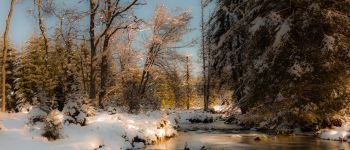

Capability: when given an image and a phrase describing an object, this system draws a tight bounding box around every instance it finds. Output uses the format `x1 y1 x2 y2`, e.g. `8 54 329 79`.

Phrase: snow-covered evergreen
208 0 350 131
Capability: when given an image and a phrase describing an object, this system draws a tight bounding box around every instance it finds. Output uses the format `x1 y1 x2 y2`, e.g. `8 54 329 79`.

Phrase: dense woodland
207 0 350 132
1 0 350 145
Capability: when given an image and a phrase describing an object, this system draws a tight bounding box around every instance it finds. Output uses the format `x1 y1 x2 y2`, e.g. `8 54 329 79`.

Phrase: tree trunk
80 45 87 93
2 0 15 112
98 0 112 108
99 36 110 108
89 0 97 100
201 0 209 111
36 0 49 69
186 56 190 110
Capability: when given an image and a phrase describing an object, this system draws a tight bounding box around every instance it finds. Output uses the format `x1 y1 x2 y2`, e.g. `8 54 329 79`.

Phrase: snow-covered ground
0 110 177 150
170 109 222 124
319 123 350 141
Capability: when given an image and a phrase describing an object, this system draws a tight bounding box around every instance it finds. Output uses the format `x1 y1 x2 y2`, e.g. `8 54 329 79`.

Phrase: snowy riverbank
1 107 349 150
0 110 177 150
319 123 350 141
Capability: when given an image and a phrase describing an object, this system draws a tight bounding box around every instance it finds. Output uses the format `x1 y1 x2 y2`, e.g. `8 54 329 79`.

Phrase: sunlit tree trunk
36 0 49 69
2 0 15 112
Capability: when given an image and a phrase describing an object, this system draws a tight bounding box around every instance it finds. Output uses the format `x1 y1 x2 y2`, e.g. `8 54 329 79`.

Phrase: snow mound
184 140 206 150
319 123 350 141
175 110 220 123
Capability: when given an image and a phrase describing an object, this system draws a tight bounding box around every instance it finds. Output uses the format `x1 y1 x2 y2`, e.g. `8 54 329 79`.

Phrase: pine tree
0 48 18 111
15 36 53 112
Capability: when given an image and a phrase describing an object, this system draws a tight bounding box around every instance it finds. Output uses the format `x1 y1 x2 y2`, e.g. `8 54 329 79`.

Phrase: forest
0 0 350 149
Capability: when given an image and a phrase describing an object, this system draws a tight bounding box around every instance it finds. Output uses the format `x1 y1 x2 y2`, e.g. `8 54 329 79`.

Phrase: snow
184 140 206 150
249 17 266 34
322 35 335 52
0 110 177 150
212 104 241 116
213 105 230 113
273 19 291 48
289 61 313 77
319 123 350 141
173 109 220 124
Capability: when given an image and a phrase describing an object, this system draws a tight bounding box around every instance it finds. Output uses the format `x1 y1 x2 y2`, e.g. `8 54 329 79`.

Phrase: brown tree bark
98 0 139 108
201 0 209 111
89 0 98 100
2 0 15 112
36 0 49 69
186 56 190 110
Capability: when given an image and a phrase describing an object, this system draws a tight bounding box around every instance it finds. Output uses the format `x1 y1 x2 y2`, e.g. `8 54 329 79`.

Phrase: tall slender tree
35 0 49 69
185 55 191 110
88 0 98 101
2 0 15 112
200 0 209 111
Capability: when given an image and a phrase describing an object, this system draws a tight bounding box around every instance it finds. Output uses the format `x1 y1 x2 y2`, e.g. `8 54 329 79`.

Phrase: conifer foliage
208 0 350 130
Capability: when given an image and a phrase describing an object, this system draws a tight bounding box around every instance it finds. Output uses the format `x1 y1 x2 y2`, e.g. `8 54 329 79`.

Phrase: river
146 121 350 150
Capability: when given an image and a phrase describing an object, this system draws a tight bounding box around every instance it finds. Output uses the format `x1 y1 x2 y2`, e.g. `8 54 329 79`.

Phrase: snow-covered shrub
42 110 63 141
17 103 32 113
28 106 48 124
177 110 219 123
156 114 177 138
63 94 95 126
319 123 350 141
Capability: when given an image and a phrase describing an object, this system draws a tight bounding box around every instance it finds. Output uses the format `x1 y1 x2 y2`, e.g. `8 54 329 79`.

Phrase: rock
231 134 242 140
250 128 257 131
254 135 268 141
133 142 145 149
184 140 206 150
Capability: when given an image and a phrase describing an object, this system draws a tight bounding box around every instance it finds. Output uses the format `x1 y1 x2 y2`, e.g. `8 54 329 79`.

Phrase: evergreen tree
208 0 350 131
0 41 18 111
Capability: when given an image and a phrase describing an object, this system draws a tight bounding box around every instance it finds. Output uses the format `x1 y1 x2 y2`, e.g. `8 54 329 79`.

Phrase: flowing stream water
146 121 350 150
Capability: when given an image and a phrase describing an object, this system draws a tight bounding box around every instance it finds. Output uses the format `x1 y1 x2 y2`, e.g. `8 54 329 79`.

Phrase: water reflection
146 131 350 150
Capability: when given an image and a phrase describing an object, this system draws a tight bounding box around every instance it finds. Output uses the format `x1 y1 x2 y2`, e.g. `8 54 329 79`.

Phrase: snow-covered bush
42 110 63 141
175 110 221 124
319 123 350 141
17 103 32 113
63 94 95 126
28 106 48 124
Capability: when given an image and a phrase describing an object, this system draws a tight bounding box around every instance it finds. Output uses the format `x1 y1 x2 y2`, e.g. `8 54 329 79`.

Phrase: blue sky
0 0 214 75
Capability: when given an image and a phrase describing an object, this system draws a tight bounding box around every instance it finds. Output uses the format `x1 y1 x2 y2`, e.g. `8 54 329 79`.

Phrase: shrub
42 110 63 141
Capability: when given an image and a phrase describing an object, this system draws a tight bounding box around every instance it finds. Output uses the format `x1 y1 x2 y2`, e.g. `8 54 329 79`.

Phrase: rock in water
184 140 206 150
254 135 268 141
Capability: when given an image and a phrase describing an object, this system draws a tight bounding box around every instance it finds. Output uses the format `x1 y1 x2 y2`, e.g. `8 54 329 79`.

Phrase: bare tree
2 0 15 112
135 5 194 112
88 0 141 107
98 0 141 108
138 4 193 100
